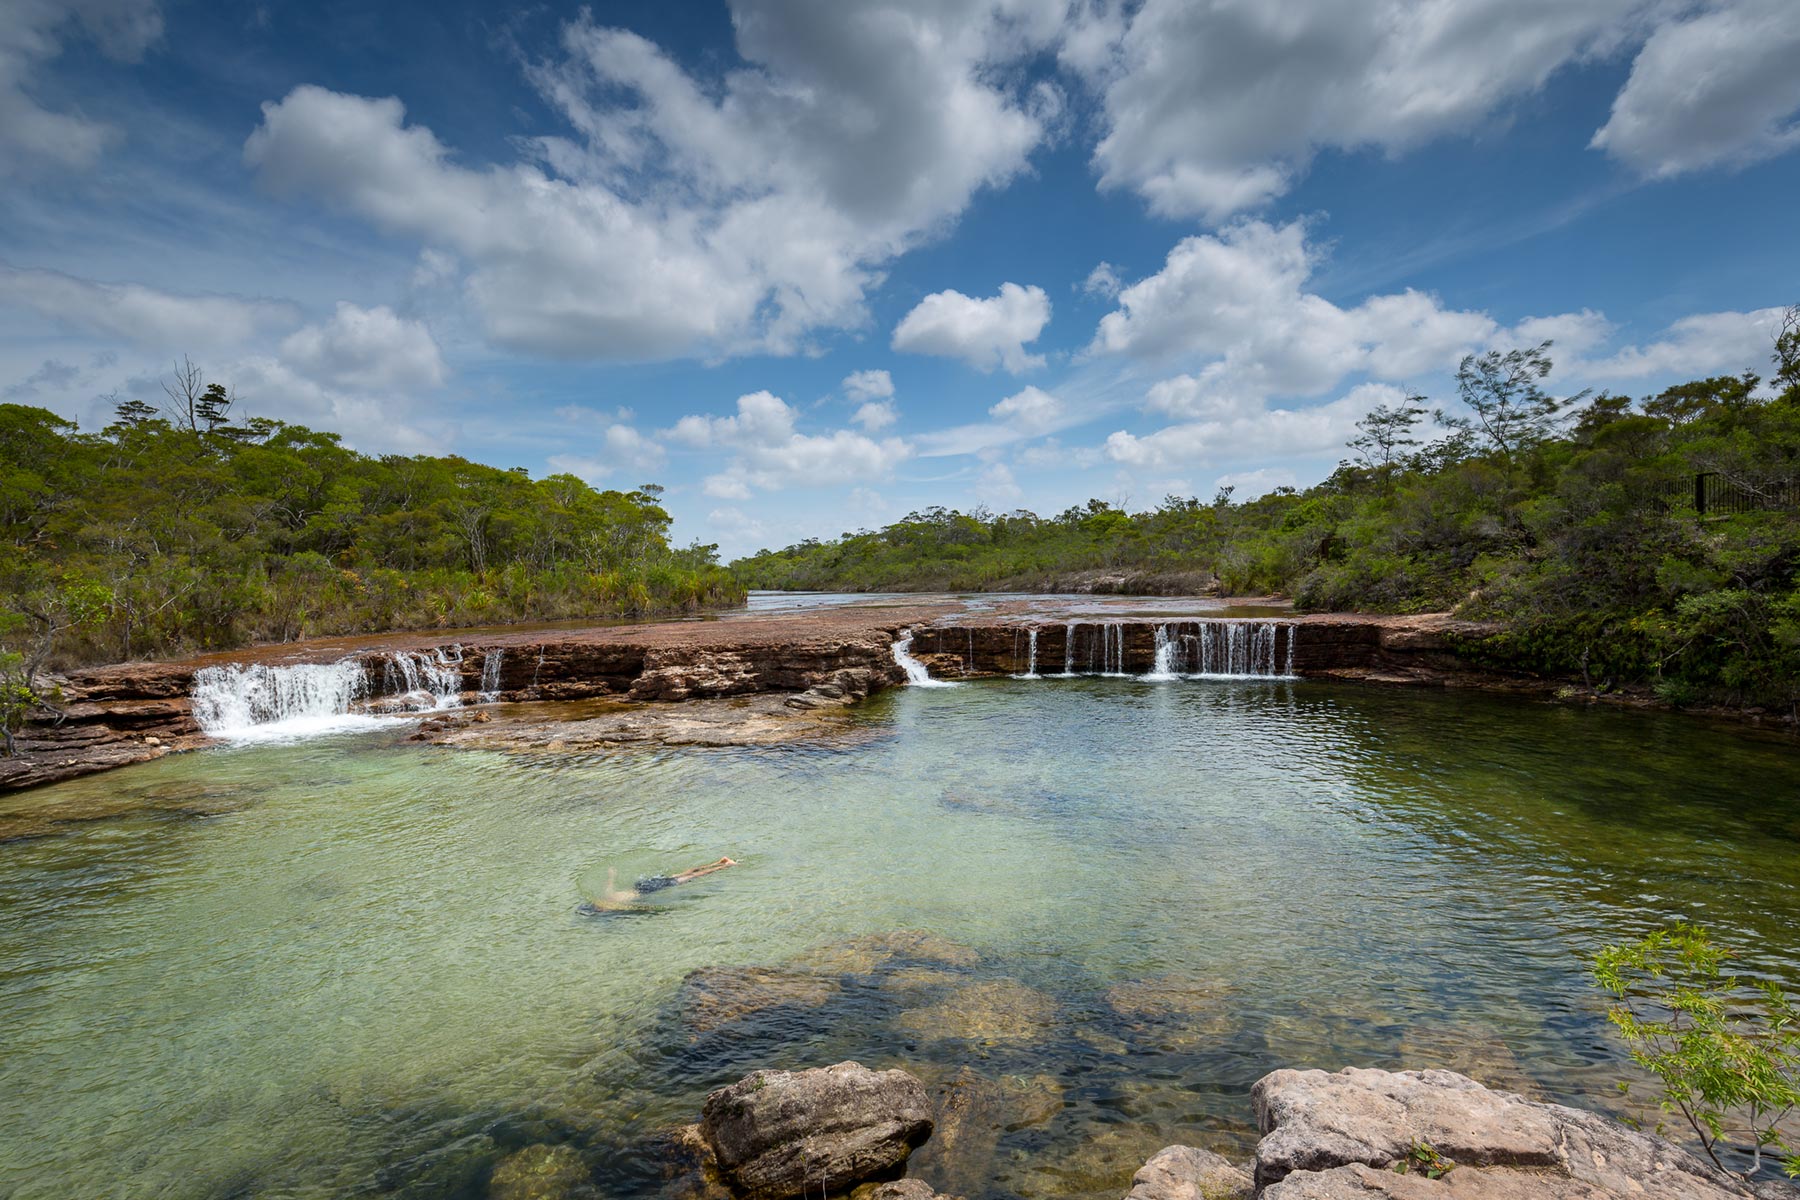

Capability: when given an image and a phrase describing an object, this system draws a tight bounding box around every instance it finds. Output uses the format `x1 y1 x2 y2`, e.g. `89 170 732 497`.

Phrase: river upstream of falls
4 676 1800 1199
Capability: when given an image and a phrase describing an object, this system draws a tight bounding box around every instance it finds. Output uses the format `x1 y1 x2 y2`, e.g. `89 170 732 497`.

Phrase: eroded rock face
1251 1067 1761 1200
700 1062 933 1200
1126 1145 1253 1200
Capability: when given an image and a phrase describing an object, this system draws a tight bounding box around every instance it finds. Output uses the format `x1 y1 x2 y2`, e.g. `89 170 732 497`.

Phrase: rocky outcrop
1 611 930 793
1127 1146 1254 1200
1251 1067 1769 1200
904 615 1504 682
700 1062 934 1200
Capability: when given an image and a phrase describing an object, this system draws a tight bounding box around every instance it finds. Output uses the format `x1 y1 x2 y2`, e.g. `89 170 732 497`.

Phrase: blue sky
4 0 1799 558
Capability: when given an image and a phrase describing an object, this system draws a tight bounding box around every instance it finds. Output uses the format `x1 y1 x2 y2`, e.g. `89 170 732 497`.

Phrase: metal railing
1688 472 1800 517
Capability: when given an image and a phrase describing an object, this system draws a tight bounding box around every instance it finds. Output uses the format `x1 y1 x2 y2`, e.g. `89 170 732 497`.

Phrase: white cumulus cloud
842 368 894 401
0 264 297 349
669 390 911 497
1090 221 1498 403
1105 381 1407 471
244 3 1062 362
1592 0 1800 177
0 0 162 175
989 385 1065 434
278 302 447 392
1573 307 1789 381
892 282 1052 373
1072 0 1654 220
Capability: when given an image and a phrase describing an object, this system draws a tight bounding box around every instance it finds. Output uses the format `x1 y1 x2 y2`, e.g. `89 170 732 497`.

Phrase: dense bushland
737 313 1800 713
0 378 741 682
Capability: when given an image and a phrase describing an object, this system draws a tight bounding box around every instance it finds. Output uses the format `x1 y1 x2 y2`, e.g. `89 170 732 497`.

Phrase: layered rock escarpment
2 606 1524 794
2 608 944 793
904 614 1504 683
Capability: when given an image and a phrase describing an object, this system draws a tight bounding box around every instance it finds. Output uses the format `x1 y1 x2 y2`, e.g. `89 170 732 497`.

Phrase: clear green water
3 681 1798 1200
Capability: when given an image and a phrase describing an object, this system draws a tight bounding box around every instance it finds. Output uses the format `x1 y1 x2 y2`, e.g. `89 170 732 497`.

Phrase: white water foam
1140 621 1298 681
892 632 960 688
382 647 465 711
478 649 504 704
191 661 387 742
1012 627 1040 679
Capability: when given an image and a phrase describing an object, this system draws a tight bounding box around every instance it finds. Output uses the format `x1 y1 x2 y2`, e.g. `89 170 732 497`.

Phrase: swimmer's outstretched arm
671 856 738 884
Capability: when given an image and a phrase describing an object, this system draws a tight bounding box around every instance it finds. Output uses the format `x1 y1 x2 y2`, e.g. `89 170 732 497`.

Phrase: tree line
735 308 1800 714
1 363 742 746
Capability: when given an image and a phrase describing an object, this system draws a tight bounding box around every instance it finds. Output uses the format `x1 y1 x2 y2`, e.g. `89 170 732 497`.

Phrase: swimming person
581 856 739 914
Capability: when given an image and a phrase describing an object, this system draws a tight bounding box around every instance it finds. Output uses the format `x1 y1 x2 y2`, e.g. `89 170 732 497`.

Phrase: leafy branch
1593 924 1800 1179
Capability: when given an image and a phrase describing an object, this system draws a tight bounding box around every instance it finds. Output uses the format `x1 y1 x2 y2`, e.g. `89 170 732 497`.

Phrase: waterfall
192 640 487 742
478 649 504 703
191 661 381 742
1061 621 1077 676
1137 620 1298 680
892 632 960 688
381 646 465 710
1145 625 1177 681
1013 627 1041 679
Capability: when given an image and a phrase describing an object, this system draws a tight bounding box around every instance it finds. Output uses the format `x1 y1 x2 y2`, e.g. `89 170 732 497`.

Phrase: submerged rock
849 1181 964 1200
881 967 967 998
908 1066 1064 1197
799 930 982 977
1105 975 1235 1021
678 965 839 1035
699 1062 933 1200
1393 1024 1542 1099
896 979 1058 1044
1125 1146 1253 1200
487 1143 593 1200
1013 1124 1178 1200
658 1123 733 1200
1252 1066 1764 1200
1104 974 1239 1049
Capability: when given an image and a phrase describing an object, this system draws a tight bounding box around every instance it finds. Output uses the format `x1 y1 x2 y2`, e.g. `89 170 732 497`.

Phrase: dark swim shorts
634 875 677 893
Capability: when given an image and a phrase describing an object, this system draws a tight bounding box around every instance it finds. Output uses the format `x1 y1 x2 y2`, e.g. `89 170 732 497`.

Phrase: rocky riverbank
1 603 956 792
631 1059 1793 1200
5 598 1760 797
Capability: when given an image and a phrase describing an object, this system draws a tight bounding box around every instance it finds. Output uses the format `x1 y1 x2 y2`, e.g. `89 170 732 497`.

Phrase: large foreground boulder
700 1062 934 1200
1252 1067 1773 1200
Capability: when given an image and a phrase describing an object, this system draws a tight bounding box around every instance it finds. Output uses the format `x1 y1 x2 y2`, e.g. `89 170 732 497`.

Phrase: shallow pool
2 680 1796 1199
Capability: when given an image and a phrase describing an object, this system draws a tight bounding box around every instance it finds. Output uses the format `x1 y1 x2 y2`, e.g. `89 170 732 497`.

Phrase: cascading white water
478 649 504 703
1145 625 1177 681
1061 621 1077 677
1011 626 1041 679
190 661 382 742
1139 620 1297 680
892 632 960 688
382 646 465 710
